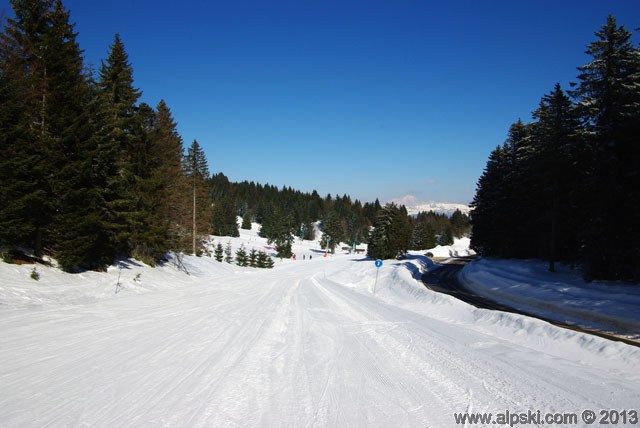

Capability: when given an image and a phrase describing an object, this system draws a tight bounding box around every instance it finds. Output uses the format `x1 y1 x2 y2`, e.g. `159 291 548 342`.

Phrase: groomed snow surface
1 227 639 427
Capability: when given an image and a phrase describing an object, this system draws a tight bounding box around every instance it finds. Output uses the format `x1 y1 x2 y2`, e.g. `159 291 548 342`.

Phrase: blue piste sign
375 259 383 268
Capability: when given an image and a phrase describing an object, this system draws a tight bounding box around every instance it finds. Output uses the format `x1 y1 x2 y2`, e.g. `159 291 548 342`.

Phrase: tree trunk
548 184 557 273
192 179 196 255
34 226 43 259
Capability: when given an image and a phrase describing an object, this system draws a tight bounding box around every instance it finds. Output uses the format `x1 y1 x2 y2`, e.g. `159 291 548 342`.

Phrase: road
421 257 640 347
421 257 513 311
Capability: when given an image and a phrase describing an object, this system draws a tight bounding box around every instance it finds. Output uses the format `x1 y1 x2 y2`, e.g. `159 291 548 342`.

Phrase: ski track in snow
1 250 639 427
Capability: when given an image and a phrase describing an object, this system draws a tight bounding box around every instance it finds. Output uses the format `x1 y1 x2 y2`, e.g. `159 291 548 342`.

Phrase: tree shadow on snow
115 258 145 270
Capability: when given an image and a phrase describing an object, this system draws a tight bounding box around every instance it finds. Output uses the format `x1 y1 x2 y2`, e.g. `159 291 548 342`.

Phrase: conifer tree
0 1 53 257
530 84 581 271
94 33 145 258
183 139 212 254
320 210 344 254
438 225 454 246
410 219 436 251
345 212 368 249
249 248 258 267
367 203 411 260
241 211 252 230
0 0 99 268
256 250 267 268
502 120 534 257
256 251 274 268
571 15 640 279
301 221 316 241
147 100 189 253
235 244 248 267
214 242 224 262
470 121 535 258
264 253 275 268
449 209 470 238
471 145 510 256
212 194 239 237
262 206 295 258
224 241 233 263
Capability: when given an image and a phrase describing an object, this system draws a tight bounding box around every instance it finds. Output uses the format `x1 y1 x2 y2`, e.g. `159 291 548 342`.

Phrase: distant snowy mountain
389 196 470 217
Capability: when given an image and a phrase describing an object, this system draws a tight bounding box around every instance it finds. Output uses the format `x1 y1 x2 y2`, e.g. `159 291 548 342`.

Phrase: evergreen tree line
470 16 640 281
209 173 469 259
0 1 213 270
211 241 274 269
209 173 381 257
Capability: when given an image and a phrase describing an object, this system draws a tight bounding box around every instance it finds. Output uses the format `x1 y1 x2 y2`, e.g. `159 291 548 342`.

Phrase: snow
459 257 640 340
1 226 639 427
423 236 476 258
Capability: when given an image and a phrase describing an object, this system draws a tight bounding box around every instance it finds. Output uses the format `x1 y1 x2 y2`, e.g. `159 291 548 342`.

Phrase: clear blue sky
2 0 639 204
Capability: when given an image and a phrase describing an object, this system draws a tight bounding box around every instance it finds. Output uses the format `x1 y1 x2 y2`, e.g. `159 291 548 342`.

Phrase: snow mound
459 258 640 340
425 237 476 258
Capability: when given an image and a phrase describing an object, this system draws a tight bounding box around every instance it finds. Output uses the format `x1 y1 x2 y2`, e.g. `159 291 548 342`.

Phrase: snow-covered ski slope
1 230 639 427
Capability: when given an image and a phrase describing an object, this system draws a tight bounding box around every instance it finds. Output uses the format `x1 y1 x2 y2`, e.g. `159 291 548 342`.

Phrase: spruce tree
530 84 581 271
367 203 411 260
502 120 535 257
410 219 436 251
235 244 248 267
264 253 275 268
470 145 510 256
249 248 258 267
224 241 233 263
345 212 369 248
241 211 252 230
470 121 535 258
212 195 239 237
94 33 144 258
256 251 274 269
302 221 316 241
0 1 59 257
450 209 470 238
438 225 454 246
571 15 640 279
256 250 267 268
262 206 295 258
320 210 344 254
43 0 98 264
183 139 212 254
0 0 100 268
214 242 224 262
147 100 189 253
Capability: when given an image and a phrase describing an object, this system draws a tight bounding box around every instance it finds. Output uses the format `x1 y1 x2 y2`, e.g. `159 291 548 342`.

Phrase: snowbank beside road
459 258 640 339
426 237 476 258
